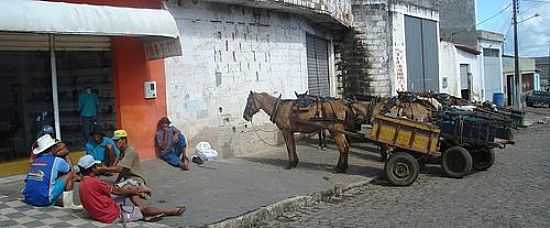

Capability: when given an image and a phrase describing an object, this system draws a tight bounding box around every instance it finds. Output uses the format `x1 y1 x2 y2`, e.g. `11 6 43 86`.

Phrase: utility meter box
144 81 157 99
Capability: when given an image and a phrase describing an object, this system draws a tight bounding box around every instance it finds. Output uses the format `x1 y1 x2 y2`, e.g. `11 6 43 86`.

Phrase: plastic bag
192 142 218 162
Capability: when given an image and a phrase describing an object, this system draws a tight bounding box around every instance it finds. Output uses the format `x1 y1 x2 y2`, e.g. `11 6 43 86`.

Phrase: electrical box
144 81 157 99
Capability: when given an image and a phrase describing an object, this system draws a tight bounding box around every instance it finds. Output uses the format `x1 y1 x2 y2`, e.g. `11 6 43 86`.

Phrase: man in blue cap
77 155 185 223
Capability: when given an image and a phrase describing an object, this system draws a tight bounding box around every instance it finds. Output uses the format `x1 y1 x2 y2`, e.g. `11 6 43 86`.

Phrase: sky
476 0 550 57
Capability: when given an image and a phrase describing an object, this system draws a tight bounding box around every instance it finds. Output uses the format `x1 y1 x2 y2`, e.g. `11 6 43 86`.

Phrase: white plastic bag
193 142 218 161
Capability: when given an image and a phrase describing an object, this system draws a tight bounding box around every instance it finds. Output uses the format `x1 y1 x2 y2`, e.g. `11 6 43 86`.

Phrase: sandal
175 206 186 216
143 213 164 222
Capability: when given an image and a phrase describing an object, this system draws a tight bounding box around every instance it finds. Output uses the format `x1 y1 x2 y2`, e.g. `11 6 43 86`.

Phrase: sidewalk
0 139 384 227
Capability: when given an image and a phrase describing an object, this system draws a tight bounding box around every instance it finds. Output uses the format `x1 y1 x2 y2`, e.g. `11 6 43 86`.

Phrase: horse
243 91 352 172
293 91 338 150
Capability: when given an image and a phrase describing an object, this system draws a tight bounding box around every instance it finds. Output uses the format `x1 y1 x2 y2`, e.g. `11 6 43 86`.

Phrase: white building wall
479 39 504 101
164 1 336 155
439 42 460 96
439 41 483 101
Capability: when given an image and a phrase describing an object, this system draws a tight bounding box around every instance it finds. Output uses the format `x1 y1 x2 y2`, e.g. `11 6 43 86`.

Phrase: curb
206 179 374 228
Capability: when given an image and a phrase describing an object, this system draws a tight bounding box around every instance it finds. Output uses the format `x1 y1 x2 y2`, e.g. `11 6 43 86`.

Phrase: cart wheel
441 146 473 178
472 148 495 171
384 152 419 186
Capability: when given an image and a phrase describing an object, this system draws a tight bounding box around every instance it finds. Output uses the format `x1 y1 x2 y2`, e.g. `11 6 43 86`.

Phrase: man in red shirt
77 155 185 223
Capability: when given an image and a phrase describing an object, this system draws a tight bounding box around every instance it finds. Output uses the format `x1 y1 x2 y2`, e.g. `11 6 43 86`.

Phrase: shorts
49 179 65 205
110 195 143 222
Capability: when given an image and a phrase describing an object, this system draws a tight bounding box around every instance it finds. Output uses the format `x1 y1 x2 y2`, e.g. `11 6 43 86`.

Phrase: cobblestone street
262 122 550 228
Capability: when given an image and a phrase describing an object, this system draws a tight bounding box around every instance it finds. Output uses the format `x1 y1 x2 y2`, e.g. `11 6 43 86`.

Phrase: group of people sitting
22 117 190 224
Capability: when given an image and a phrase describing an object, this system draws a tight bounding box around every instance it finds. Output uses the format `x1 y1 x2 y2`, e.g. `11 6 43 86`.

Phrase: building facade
478 30 505 102
164 0 352 157
352 0 440 96
503 56 541 106
439 42 483 100
0 0 180 166
535 56 550 90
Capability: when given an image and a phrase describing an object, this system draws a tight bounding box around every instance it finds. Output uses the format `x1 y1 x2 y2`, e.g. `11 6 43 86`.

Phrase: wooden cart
366 111 514 186
366 114 440 186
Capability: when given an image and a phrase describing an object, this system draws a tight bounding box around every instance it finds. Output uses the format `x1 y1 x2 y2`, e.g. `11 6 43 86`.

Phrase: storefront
0 0 180 170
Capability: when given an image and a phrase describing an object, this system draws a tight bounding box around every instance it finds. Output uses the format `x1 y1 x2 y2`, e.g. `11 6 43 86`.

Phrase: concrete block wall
164 0 337 157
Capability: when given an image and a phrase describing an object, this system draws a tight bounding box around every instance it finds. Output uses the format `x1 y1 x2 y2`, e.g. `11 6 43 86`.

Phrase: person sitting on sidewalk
155 117 190 170
96 130 151 194
85 127 120 166
22 134 81 209
77 155 185 224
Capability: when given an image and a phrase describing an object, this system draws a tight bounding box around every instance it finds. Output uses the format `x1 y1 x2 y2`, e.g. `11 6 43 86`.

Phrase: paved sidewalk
0 139 383 227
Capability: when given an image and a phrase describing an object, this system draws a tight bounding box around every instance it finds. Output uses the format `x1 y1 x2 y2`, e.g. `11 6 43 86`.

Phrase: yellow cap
112 129 128 140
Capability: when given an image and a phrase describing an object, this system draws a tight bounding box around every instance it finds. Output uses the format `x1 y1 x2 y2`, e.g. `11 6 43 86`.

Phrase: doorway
460 64 472 100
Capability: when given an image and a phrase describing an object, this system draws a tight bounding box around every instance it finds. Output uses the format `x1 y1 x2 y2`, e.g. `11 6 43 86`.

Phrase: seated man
97 130 150 193
22 134 80 208
85 128 120 166
155 117 190 170
77 155 184 224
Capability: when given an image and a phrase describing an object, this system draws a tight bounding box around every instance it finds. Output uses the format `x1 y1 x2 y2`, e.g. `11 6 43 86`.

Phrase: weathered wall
200 0 353 26
165 1 339 157
351 0 438 96
439 0 477 47
479 39 504 101
439 41 483 101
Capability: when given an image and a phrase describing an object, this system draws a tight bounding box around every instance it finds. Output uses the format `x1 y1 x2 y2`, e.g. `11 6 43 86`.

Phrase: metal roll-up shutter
306 34 330 97
0 32 111 51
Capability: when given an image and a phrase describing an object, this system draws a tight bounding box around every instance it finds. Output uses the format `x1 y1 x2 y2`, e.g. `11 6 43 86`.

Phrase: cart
366 112 513 186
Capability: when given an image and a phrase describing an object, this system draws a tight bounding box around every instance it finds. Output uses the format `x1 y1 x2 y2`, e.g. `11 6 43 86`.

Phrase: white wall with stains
164 1 337 152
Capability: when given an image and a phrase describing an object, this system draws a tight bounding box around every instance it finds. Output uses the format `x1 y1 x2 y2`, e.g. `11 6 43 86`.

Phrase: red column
112 37 167 160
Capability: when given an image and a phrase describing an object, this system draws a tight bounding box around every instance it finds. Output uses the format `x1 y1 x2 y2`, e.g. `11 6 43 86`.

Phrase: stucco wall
439 41 483 101
164 1 337 156
479 39 504 101
439 0 477 47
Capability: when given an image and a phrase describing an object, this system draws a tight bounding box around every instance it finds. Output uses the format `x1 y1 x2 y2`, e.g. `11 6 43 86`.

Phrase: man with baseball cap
97 130 145 183
77 155 185 223
22 134 81 208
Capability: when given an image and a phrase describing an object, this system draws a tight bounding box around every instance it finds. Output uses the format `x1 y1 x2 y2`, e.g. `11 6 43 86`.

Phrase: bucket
493 92 505 107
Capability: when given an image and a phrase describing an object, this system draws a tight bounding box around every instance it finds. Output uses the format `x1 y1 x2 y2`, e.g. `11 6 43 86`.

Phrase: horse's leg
331 130 350 173
318 130 327 150
282 130 297 169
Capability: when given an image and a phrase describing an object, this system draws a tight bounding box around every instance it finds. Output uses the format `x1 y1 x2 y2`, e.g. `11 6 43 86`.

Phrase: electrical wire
477 3 512 26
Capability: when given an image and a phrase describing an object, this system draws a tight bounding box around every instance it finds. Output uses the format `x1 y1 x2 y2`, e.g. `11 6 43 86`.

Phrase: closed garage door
306 34 330 97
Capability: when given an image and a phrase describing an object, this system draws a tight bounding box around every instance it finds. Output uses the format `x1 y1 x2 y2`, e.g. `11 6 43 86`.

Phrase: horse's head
243 91 260 122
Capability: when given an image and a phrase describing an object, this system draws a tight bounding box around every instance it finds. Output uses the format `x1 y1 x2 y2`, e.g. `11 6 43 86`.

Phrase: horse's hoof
292 160 299 168
285 165 293 170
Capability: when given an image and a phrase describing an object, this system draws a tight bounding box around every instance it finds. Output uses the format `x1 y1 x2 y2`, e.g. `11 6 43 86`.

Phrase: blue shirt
155 126 186 154
78 92 99 117
85 137 120 162
22 153 70 206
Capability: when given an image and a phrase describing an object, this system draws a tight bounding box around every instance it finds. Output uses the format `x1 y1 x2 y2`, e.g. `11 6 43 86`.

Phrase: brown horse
243 91 351 172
